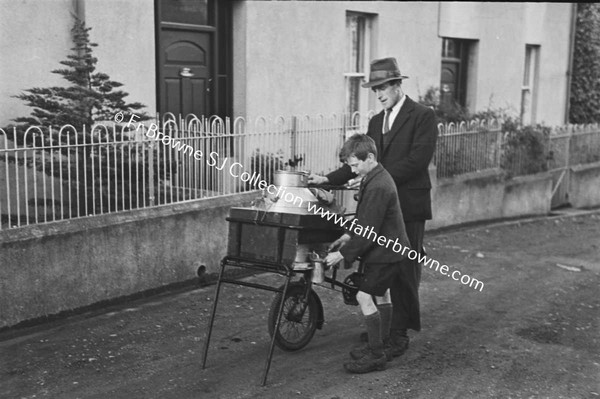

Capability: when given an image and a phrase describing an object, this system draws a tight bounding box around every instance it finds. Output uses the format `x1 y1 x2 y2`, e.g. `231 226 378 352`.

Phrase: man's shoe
389 335 409 357
344 351 387 374
350 343 393 361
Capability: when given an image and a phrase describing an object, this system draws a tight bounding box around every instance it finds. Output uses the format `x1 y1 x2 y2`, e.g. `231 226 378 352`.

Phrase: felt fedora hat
362 57 409 88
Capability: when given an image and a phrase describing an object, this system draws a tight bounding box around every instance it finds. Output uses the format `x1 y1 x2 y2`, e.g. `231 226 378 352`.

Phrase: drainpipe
564 3 577 124
72 0 85 20
437 2 442 37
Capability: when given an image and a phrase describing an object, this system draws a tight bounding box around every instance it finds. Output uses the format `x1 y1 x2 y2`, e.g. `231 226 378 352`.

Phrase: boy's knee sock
364 312 383 356
377 303 393 342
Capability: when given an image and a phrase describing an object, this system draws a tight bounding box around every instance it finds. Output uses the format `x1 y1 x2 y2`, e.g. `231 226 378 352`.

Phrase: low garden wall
428 167 553 230
502 172 553 218
1 161 597 329
428 169 505 230
569 161 600 209
0 192 258 329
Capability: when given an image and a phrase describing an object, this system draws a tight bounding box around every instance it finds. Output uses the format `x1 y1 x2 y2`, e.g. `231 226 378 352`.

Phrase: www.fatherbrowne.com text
306 202 484 292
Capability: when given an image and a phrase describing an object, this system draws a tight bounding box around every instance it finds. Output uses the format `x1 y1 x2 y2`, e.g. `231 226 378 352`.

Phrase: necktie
382 109 391 134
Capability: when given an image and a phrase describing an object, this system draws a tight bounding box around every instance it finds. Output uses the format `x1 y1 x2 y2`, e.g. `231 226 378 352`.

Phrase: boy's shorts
358 262 401 296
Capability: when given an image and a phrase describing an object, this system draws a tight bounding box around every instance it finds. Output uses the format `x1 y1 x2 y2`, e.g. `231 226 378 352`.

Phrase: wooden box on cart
226 207 344 268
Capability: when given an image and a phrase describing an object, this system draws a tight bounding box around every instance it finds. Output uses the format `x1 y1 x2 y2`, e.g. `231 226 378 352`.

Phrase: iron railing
435 120 600 178
0 112 370 230
2 113 600 230
435 119 503 178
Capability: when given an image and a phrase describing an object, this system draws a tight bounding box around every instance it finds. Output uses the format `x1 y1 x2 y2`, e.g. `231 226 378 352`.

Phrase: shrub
569 3 600 123
249 149 285 186
500 118 553 178
422 86 515 177
418 86 470 123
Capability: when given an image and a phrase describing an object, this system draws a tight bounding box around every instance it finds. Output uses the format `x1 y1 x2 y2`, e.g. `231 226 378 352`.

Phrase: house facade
1 1 575 127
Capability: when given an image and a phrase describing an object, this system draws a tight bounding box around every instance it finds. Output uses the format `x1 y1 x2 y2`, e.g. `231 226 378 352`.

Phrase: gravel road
1 209 599 399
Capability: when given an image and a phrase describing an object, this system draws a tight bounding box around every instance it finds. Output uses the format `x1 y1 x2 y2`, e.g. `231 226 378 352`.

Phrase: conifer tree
9 18 148 132
3 18 167 218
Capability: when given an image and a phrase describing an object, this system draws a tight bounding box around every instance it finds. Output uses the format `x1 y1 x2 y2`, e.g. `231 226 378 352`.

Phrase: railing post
565 124 573 199
290 115 297 167
497 127 504 171
148 135 155 207
342 113 349 145
566 125 573 170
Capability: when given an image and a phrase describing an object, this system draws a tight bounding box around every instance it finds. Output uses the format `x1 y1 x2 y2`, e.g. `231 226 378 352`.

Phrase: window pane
345 12 371 115
347 76 362 115
523 46 532 86
442 38 458 58
161 0 209 25
347 14 365 73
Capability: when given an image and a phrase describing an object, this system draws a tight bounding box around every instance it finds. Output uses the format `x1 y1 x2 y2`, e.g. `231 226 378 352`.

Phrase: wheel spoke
268 285 319 351
278 296 311 343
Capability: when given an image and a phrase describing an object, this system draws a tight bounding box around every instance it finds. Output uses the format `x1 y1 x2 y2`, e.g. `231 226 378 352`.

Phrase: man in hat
310 57 438 358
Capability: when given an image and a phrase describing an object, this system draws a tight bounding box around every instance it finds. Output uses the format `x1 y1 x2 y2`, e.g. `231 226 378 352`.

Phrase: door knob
179 67 194 77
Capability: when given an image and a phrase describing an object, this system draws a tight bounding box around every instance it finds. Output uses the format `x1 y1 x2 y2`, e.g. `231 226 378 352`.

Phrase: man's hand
308 174 329 185
327 233 351 252
324 251 344 267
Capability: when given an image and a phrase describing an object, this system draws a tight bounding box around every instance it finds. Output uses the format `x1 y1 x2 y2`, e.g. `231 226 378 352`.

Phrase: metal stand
201 256 294 386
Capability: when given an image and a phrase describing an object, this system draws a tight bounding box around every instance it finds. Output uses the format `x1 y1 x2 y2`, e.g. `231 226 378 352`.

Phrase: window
440 38 475 108
345 12 374 117
521 45 540 124
160 0 209 25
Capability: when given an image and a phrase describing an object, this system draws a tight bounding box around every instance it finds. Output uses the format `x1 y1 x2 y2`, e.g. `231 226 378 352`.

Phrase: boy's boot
345 312 387 373
352 304 394 361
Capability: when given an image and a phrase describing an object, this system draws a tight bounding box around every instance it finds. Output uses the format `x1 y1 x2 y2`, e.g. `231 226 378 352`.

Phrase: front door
440 61 458 108
160 28 212 116
156 0 215 117
440 38 472 108
155 0 233 194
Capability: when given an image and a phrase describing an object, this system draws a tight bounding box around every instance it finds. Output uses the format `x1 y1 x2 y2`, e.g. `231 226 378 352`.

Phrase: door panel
189 79 207 115
441 61 458 106
164 78 181 114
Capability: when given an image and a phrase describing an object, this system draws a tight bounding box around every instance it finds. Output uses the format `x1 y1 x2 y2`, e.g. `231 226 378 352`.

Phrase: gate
548 128 571 209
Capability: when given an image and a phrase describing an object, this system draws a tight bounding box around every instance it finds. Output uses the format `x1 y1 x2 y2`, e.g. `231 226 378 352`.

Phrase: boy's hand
324 251 344 267
308 174 329 185
327 234 351 252
345 177 363 189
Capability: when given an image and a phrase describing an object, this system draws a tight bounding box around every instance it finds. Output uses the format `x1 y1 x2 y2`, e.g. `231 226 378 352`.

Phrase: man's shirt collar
384 94 405 132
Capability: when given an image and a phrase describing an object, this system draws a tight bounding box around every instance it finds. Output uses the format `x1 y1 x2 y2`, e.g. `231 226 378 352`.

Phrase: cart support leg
201 259 227 369
261 273 292 386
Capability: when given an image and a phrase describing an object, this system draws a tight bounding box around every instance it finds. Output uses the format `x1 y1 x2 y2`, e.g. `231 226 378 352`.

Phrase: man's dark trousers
325 96 437 335
390 220 424 333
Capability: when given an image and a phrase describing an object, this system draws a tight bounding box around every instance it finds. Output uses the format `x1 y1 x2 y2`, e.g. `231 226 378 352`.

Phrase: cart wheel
268 283 319 351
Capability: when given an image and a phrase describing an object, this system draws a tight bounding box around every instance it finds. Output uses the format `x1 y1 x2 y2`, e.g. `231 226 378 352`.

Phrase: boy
324 134 410 374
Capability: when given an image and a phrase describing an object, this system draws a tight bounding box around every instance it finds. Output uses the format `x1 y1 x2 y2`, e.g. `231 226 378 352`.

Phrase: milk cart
201 178 361 386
